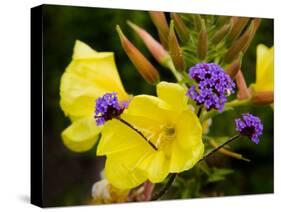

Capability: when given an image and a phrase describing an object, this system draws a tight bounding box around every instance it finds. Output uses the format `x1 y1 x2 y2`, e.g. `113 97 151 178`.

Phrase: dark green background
42 4 273 207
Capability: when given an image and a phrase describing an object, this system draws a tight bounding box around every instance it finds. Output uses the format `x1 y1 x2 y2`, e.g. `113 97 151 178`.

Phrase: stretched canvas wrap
31 4 274 208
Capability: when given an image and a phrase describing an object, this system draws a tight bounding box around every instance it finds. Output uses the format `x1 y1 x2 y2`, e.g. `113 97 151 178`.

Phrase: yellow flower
60 40 128 152
97 81 204 189
251 44 274 93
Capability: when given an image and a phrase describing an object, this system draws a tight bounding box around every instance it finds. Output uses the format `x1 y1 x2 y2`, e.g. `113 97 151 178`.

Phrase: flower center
150 124 176 157
163 126 176 140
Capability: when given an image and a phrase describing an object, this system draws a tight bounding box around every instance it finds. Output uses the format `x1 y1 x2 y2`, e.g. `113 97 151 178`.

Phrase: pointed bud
168 21 185 72
149 11 169 49
217 16 230 27
197 19 208 60
116 25 160 85
235 70 251 100
170 13 189 44
224 24 252 63
212 24 231 44
225 54 243 78
193 14 202 31
228 17 249 42
252 91 273 105
127 20 170 67
242 18 261 53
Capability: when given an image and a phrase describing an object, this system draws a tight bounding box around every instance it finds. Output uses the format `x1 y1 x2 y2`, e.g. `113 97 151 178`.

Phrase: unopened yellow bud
225 55 242 78
197 19 208 60
225 24 252 63
170 13 189 44
149 11 169 48
212 24 231 44
228 17 249 42
216 16 230 27
127 21 170 67
242 18 261 53
116 25 160 85
193 14 202 31
235 70 251 100
168 21 185 72
252 91 273 105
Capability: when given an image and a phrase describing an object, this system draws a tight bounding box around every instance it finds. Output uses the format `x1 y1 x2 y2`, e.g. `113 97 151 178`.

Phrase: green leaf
207 168 234 183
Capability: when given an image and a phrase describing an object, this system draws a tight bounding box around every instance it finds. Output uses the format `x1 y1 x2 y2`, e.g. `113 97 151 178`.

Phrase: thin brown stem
197 106 203 117
151 173 177 200
115 117 158 151
199 134 240 162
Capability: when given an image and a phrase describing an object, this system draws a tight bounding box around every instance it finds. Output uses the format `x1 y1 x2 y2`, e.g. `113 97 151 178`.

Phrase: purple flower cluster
187 63 235 111
235 113 263 144
94 92 127 126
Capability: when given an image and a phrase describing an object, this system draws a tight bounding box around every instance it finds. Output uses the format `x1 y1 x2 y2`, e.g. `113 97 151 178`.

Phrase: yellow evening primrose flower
60 40 128 152
97 81 204 189
251 44 274 93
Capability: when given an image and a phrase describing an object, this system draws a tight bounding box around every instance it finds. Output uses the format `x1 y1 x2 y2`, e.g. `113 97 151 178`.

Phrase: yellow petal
168 110 203 172
156 81 188 111
126 95 171 123
73 40 97 59
61 117 102 152
170 141 204 172
138 151 170 183
105 156 146 189
175 110 202 149
252 44 274 92
120 112 161 139
60 40 128 119
97 119 153 155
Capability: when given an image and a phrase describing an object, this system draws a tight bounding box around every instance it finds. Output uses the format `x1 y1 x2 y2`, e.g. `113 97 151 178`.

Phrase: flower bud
224 24 252 63
168 21 185 72
251 91 273 105
170 13 189 44
193 14 202 31
212 24 231 44
235 70 251 100
127 21 170 67
216 16 230 27
197 19 208 60
242 18 261 53
225 54 242 78
149 11 169 48
228 17 249 42
116 25 160 85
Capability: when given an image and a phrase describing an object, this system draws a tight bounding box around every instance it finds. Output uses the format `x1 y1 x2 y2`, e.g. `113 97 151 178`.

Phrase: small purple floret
235 113 263 144
94 92 128 126
186 63 235 111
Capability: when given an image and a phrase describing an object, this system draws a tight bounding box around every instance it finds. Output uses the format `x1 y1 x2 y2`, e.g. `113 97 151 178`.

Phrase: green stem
202 98 251 121
167 60 183 82
226 99 251 107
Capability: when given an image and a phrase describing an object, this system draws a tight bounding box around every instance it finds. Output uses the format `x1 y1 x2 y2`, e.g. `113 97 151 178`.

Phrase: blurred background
43 4 273 207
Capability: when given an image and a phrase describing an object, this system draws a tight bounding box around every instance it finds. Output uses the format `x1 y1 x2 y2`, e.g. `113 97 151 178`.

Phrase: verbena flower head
95 92 128 126
97 82 204 189
235 113 263 144
187 63 235 111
